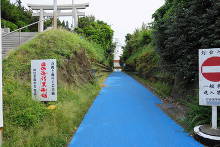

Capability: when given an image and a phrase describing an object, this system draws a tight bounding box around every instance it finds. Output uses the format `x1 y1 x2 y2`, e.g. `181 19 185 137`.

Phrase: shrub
1 19 18 31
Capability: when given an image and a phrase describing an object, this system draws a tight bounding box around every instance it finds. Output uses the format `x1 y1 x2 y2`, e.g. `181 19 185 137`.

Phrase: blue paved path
69 72 202 147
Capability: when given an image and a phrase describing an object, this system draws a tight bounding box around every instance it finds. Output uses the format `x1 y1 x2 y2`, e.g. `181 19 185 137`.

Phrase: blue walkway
69 72 202 147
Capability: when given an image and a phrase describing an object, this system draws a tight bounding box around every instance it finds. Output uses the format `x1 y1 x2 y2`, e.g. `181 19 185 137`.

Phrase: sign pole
212 106 217 129
53 0 58 29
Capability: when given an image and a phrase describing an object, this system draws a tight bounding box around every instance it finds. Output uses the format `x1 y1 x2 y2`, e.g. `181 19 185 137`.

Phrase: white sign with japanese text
199 48 220 106
31 59 57 101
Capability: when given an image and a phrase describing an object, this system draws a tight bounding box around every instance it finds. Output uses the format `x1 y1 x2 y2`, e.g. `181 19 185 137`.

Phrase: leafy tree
16 0 22 9
153 0 220 82
75 16 115 65
122 25 152 62
1 0 38 31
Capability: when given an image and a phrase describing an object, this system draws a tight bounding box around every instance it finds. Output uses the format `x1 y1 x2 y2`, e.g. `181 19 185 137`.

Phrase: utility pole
53 0 58 29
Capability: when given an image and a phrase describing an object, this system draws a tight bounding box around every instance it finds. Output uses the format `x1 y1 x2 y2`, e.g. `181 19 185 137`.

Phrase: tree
1 0 38 31
16 0 22 9
153 0 220 82
122 27 152 62
1 0 69 31
75 16 115 64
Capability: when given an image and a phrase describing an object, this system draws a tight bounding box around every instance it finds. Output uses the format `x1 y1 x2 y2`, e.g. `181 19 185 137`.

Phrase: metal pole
53 0 58 29
0 128 2 145
212 106 218 129
19 30 21 45
0 19 4 146
39 8 44 32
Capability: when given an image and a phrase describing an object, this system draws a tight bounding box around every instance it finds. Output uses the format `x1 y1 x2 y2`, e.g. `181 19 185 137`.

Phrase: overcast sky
11 0 165 45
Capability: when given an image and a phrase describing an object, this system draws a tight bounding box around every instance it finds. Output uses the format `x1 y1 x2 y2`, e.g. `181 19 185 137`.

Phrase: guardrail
2 18 50 45
2 18 51 57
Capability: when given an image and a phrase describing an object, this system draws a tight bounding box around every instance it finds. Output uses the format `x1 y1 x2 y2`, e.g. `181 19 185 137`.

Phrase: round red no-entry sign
201 56 220 82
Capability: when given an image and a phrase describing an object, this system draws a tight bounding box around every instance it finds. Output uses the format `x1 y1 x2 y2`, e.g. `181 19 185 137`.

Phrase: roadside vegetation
3 29 110 146
122 0 220 132
75 16 115 66
2 2 115 145
1 0 71 31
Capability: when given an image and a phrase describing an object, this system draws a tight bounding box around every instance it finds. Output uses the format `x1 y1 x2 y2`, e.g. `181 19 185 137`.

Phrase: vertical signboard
199 48 220 106
31 59 57 101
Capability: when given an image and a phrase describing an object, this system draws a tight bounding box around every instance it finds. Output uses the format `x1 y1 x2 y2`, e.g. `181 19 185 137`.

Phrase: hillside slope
3 29 109 146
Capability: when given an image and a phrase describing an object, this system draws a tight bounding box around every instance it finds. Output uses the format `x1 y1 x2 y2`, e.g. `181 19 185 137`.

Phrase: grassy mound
3 29 108 146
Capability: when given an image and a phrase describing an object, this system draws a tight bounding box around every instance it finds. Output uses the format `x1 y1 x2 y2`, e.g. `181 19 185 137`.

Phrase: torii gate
27 3 89 32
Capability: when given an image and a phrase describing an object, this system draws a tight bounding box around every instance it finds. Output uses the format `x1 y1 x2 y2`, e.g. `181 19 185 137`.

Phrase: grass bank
3 29 110 146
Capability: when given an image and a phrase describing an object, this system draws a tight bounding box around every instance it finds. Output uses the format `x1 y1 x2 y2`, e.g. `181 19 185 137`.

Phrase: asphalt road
69 72 202 147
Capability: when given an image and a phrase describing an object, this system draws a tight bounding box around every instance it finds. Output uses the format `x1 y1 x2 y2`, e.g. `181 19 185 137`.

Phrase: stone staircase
2 31 38 57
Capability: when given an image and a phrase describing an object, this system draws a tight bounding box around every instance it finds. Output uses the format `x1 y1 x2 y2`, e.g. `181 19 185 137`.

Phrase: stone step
2 32 38 57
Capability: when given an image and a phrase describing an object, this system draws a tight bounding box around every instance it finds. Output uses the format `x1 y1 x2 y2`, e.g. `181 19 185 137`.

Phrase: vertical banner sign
31 59 57 101
199 48 220 106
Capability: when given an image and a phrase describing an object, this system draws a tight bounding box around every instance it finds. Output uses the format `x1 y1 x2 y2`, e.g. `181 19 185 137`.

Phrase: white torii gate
32 11 85 32
27 3 89 10
27 3 89 32
32 11 85 17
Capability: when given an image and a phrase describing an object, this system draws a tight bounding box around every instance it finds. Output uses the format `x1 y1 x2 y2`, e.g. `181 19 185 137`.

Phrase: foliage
1 0 38 31
122 0 220 134
122 25 152 63
1 19 18 31
181 95 211 132
1 0 70 31
44 18 71 31
122 26 159 78
75 16 115 65
153 0 220 81
3 29 109 146
4 79 49 129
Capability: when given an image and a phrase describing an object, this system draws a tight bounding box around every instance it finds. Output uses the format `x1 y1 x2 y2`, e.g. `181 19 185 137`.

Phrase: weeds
2 29 109 146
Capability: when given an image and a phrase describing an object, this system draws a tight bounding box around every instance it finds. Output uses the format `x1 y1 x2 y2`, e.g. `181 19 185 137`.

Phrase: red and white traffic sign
201 57 220 82
199 48 220 106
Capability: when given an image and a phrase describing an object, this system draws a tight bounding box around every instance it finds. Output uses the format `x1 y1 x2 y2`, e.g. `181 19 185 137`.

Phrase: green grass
180 96 211 132
2 29 109 146
3 29 106 78
3 76 108 147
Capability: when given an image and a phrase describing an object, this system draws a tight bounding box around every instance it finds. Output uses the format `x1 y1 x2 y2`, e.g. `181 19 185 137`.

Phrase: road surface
69 72 202 147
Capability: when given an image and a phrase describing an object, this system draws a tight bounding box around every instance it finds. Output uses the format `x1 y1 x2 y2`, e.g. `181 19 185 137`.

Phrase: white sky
10 0 165 45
